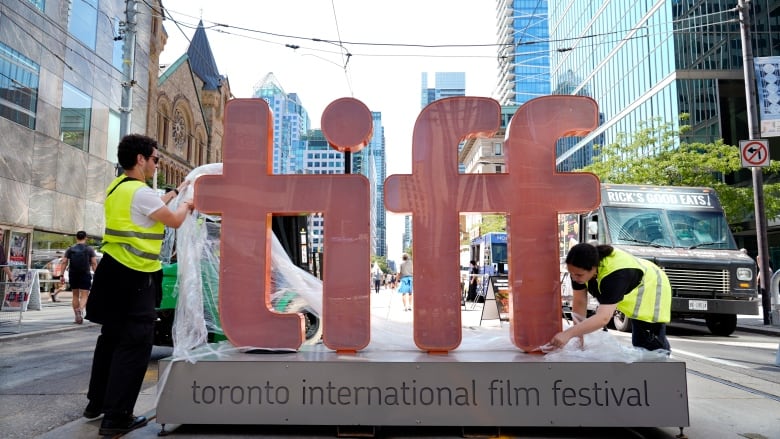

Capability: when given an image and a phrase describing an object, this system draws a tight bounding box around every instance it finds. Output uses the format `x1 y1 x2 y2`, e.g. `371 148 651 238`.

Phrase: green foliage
583 117 780 225
371 255 389 273
480 214 507 234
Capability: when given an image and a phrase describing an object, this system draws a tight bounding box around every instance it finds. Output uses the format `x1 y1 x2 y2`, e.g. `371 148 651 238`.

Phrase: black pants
87 318 154 420
631 319 670 353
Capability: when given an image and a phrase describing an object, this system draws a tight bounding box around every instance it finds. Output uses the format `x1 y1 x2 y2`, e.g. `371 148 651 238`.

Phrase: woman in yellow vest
84 134 193 436
549 243 672 353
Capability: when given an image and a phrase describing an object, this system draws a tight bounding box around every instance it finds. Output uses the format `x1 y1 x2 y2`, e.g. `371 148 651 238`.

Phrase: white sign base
157 346 689 428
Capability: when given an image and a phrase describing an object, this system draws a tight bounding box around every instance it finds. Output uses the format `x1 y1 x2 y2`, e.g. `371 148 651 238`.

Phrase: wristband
173 189 179 195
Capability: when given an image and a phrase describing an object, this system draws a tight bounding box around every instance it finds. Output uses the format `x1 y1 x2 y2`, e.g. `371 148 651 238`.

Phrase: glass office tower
548 1 779 169
496 0 550 106
548 1 779 255
252 72 310 175
421 72 466 108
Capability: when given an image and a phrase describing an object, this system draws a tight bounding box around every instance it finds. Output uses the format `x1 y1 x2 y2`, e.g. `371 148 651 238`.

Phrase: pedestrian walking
397 253 414 311
372 263 382 294
63 231 97 323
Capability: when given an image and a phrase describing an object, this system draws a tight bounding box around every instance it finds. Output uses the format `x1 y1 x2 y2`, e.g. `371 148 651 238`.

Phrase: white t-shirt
130 186 165 228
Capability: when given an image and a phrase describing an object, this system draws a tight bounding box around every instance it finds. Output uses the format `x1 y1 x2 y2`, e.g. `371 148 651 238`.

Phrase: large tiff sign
194 95 600 353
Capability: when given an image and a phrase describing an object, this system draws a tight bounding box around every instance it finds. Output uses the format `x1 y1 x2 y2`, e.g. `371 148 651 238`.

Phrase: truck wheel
612 311 632 332
705 314 737 336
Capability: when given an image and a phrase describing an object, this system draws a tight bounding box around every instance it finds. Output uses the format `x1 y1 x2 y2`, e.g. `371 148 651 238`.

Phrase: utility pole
738 0 772 324
119 0 137 138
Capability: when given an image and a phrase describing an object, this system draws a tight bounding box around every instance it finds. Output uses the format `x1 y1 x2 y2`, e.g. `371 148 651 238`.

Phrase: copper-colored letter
385 95 600 352
194 99 372 351
385 97 502 352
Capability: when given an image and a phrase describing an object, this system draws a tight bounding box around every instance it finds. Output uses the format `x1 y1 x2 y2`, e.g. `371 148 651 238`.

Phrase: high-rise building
419 72 468 250
302 112 386 258
496 0 550 106
252 73 310 175
421 72 466 108
547 1 779 252
369 112 387 257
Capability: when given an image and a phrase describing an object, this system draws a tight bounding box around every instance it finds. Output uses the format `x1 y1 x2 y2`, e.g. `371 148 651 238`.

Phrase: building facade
547 0 780 263
156 20 229 186
421 72 466 107
0 0 163 269
252 72 310 175
368 112 386 257
496 0 550 106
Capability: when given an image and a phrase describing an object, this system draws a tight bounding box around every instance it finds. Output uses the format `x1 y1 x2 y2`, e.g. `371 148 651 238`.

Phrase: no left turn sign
740 140 770 168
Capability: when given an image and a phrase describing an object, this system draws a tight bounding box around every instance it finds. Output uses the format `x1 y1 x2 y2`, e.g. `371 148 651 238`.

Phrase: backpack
68 244 91 274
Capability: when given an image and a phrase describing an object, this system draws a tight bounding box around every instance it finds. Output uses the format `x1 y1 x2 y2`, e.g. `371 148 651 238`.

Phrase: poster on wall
3 269 34 312
8 232 28 266
754 56 780 138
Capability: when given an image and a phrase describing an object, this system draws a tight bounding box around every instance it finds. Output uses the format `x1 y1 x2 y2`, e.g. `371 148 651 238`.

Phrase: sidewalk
5 286 780 439
2 289 779 341
0 290 98 339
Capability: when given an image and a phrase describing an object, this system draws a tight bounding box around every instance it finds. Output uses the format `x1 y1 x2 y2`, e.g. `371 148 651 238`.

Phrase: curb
0 322 96 343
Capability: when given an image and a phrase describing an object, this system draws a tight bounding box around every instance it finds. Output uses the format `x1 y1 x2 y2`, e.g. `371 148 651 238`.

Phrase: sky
157 0 500 261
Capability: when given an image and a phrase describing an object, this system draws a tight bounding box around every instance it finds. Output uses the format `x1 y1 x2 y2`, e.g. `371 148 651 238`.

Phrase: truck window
666 211 737 249
603 206 737 249
604 208 670 246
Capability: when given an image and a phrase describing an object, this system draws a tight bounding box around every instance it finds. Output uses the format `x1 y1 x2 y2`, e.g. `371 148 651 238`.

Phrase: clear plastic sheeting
161 163 222 360
162 163 669 362
543 327 670 362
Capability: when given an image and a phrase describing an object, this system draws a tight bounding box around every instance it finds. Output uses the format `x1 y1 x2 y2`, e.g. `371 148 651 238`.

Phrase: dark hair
76 231 87 240
117 134 157 169
470 260 476 265
565 243 614 270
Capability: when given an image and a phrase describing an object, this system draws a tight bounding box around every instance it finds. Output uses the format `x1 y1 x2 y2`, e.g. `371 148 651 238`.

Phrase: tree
583 117 780 226
480 214 506 234
370 255 389 273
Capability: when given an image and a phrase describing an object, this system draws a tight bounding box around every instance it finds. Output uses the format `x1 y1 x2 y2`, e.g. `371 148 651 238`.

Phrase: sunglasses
148 155 159 164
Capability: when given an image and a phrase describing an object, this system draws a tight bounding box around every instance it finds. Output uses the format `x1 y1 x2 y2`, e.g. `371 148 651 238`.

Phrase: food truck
560 184 758 335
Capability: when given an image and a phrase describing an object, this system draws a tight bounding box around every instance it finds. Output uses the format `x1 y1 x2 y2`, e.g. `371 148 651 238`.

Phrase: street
0 291 778 438
0 319 167 439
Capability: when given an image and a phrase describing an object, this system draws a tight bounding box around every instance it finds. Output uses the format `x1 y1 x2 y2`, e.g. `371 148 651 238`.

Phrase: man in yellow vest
83 134 192 436
549 243 672 353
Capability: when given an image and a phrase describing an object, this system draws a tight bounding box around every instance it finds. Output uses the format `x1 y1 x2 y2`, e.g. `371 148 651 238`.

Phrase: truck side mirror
588 221 598 237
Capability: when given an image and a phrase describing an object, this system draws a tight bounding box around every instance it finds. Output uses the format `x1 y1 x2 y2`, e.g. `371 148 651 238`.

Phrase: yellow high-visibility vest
597 248 671 323
101 176 165 272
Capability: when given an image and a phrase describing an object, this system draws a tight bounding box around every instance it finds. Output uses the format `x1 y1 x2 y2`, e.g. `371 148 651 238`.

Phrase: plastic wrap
161 161 667 362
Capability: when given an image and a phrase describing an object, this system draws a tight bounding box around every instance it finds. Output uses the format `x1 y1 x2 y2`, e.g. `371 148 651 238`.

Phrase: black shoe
99 415 148 436
83 402 102 419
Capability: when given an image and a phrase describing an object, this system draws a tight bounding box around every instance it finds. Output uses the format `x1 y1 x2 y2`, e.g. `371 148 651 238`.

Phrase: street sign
740 139 771 167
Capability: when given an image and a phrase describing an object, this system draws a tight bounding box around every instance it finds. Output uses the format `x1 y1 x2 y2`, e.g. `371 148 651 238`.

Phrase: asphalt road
1 321 778 438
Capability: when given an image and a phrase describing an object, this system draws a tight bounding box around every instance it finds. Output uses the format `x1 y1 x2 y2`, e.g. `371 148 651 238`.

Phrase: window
0 43 40 129
172 109 187 151
493 142 503 155
28 0 44 10
60 82 92 150
111 16 123 71
68 0 98 49
106 110 120 162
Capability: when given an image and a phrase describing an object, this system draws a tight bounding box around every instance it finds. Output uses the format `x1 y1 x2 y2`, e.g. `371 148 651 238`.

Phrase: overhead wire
1 0 755 107
156 3 746 65
328 0 354 96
